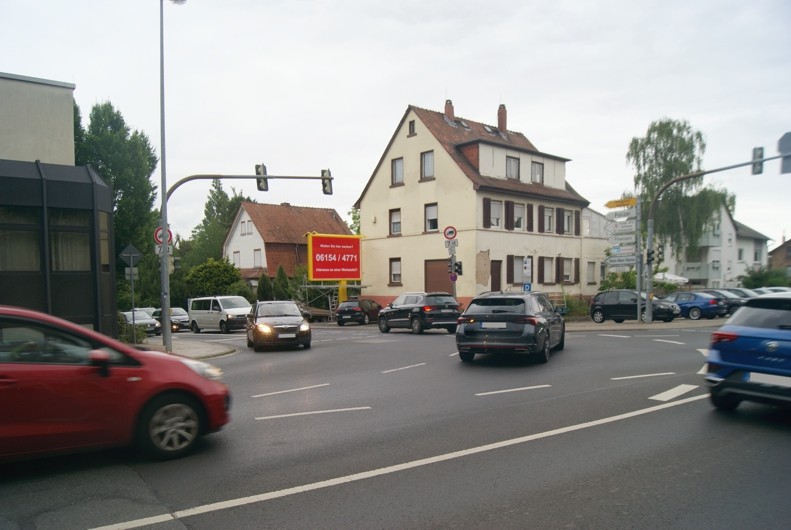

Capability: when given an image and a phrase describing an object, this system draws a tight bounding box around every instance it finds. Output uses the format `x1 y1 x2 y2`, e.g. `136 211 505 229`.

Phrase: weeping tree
627 118 734 260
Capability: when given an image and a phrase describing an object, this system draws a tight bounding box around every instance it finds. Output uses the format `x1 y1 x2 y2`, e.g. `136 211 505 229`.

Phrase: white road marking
649 384 699 402
612 372 675 380
92 394 708 530
599 334 631 338
251 383 330 398
449 351 459 357
653 339 685 345
255 407 371 420
697 349 710 374
697 348 708 357
382 363 426 373
476 385 552 396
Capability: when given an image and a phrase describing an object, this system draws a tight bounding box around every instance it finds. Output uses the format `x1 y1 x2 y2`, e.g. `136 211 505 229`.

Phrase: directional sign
605 197 637 208
609 233 636 245
605 208 636 221
614 220 636 233
606 255 637 266
610 245 636 255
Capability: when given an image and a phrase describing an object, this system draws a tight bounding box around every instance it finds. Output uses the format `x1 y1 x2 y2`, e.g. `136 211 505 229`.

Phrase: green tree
184 258 243 298
739 267 789 288
273 265 291 300
347 207 360 234
627 118 734 260
257 272 274 301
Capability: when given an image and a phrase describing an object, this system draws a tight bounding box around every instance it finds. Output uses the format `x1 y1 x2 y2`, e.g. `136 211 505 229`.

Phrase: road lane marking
475 385 551 396
698 348 709 374
611 372 675 380
649 384 699 401
599 334 631 338
92 394 708 530
653 339 685 345
382 363 426 373
252 383 329 398
255 407 371 420
697 348 708 357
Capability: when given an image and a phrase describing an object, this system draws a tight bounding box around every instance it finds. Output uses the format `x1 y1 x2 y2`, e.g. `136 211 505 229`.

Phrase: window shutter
527 204 534 232
538 205 545 233
574 258 580 284
556 207 564 234
555 258 562 284
574 210 581 236
538 257 545 283
483 198 491 228
505 201 514 231
506 255 514 283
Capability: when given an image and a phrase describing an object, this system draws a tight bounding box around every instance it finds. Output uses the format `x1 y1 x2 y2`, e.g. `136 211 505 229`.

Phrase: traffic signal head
647 249 654 264
751 146 764 175
255 163 269 191
321 169 333 195
657 244 664 262
453 261 463 275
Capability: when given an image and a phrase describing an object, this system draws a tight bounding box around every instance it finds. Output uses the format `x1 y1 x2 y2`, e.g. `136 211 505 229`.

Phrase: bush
116 313 148 344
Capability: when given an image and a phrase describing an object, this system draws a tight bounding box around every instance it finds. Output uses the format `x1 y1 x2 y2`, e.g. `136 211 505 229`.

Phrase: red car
0 305 231 463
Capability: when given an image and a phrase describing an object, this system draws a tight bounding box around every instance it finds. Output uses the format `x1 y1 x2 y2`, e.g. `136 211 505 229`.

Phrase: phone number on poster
314 253 358 263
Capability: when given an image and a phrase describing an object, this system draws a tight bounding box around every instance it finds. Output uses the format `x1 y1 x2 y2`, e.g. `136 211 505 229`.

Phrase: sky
3 0 790 250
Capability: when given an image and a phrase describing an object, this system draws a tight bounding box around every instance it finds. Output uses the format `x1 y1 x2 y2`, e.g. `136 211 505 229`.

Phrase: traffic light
454 261 463 275
751 147 764 175
657 244 664 262
255 163 268 191
321 169 333 195
647 248 654 264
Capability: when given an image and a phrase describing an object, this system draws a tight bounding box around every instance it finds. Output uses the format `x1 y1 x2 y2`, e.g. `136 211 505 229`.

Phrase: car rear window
425 295 458 305
338 302 359 309
465 298 525 315
727 298 791 329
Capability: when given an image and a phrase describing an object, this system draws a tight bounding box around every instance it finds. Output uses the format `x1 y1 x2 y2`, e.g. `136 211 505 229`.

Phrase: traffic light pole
644 151 787 324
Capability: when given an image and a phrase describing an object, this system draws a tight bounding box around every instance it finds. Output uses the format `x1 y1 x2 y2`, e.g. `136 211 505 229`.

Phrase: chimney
444 99 455 121
497 104 507 133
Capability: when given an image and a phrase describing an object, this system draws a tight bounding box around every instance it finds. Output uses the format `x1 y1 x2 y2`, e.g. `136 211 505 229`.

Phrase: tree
184 258 244 298
627 118 734 258
273 265 290 300
257 272 274 301
739 267 789 288
347 207 360 235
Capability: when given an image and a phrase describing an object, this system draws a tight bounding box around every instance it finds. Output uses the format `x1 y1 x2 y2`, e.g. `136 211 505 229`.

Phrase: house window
564 210 573 234
513 203 525 230
489 201 502 228
531 162 544 184
421 151 434 180
0 205 41 271
254 249 262 267
240 222 245 236
600 262 606 280
587 261 596 284
389 209 401 235
247 220 253 235
389 258 402 284
391 158 404 185
424 203 438 232
541 257 554 283
738 248 744 260
408 120 416 135
562 258 573 282
49 208 90 272
506 156 520 180
543 207 554 233
511 255 526 283
583 216 591 236
754 250 760 262
232 251 240 268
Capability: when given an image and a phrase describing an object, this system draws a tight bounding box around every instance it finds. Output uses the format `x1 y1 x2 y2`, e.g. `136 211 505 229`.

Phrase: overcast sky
3 0 790 250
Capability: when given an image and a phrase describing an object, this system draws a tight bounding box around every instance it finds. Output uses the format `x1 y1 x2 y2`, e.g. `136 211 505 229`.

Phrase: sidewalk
141 317 720 361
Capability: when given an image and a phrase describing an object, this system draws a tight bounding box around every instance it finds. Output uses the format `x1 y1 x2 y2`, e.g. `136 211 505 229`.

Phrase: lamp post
159 0 186 352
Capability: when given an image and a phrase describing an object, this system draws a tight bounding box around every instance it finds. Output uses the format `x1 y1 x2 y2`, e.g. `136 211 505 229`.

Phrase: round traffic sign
154 226 173 245
443 226 457 240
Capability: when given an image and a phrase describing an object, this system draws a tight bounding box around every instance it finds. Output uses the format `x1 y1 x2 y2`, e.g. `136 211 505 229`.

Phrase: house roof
769 238 790 255
355 102 589 208
241 201 352 243
734 220 769 241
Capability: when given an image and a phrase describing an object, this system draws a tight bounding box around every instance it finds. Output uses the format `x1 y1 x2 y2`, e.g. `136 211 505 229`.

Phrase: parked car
121 310 162 336
336 299 381 326
151 307 190 333
695 289 747 316
246 300 311 351
0 305 231 463
133 307 158 318
188 295 252 334
455 291 565 363
378 292 461 334
751 287 775 295
663 291 727 320
722 287 761 298
589 290 680 323
760 286 791 293
705 292 791 411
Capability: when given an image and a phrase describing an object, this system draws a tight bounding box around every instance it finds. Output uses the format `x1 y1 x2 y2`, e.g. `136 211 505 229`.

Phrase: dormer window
506 156 520 180
531 162 544 184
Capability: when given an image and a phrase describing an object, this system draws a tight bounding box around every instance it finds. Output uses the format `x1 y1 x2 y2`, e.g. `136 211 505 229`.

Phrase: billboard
307 233 362 281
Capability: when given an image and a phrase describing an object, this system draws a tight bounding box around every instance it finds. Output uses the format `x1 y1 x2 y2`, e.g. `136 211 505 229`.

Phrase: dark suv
590 289 680 323
378 292 461 334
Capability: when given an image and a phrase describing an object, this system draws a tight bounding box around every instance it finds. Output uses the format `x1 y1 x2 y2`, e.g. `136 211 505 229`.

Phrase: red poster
308 234 362 281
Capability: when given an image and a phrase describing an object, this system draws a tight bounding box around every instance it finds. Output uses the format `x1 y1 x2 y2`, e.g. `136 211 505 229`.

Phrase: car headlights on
256 323 273 333
300 322 311 332
180 358 223 381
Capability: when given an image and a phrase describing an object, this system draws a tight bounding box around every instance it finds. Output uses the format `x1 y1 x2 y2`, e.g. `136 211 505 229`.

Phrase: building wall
225 208 268 270
0 72 75 165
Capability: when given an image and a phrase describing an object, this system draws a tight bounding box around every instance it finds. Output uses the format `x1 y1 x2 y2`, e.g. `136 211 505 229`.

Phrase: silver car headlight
180 358 223 381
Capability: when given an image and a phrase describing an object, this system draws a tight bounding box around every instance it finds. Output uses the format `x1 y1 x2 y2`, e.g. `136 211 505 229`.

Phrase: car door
0 320 146 458
615 291 638 319
536 295 563 347
392 295 421 328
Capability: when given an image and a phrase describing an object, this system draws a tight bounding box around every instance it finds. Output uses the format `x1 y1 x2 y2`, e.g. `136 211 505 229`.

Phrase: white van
188 296 252 334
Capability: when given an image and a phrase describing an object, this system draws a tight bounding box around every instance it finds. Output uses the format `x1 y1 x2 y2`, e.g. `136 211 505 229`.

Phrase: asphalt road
2 323 791 529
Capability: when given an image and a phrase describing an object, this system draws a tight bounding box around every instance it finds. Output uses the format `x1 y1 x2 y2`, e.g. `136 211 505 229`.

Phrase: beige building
355 100 608 306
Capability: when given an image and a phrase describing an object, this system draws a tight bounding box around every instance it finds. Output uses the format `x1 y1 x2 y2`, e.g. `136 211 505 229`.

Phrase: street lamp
159 0 186 352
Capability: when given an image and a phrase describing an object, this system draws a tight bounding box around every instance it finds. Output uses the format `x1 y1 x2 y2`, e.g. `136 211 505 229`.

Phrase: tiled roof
242 202 352 243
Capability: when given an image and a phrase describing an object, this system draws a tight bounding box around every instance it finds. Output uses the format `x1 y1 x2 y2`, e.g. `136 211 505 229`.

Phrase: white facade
223 207 267 270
